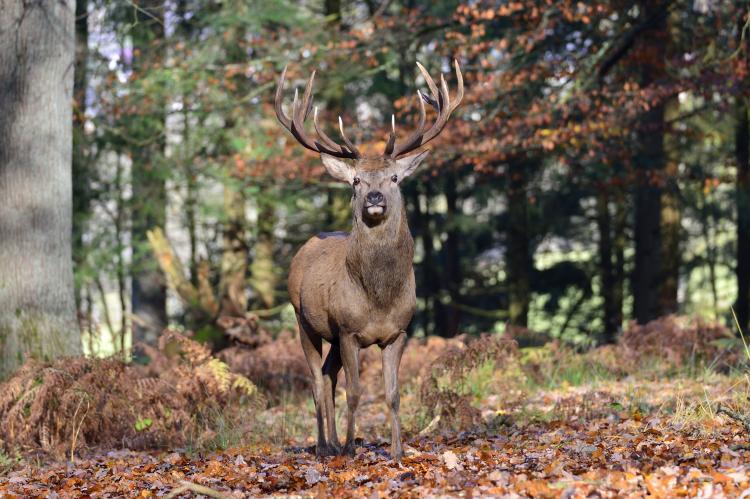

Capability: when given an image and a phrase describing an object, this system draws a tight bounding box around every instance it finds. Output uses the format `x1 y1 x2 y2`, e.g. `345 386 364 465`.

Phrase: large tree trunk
506 159 531 328
631 0 667 324
0 0 81 377
130 1 168 347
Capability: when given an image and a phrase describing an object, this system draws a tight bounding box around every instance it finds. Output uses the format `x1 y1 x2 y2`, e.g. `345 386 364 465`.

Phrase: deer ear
394 150 430 180
321 154 355 184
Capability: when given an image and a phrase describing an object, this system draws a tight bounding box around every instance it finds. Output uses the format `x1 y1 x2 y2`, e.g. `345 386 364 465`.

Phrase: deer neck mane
346 204 414 308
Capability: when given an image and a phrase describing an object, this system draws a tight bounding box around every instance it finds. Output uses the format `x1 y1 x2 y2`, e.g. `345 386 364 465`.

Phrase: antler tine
384 115 397 156
338 116 361 158
389 91 427 157
314 107 349 154
389 61 464 158
274 66 292 129
289 88 323 153
416 61 440 105
449 59 464 116
298 70 316 122
274 65 359 159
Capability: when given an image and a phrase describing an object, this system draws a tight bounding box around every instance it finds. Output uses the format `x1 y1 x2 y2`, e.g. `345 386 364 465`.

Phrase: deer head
274 61 463 226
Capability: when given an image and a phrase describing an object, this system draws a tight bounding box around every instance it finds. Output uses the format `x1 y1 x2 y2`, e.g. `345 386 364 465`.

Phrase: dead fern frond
0 330 261 457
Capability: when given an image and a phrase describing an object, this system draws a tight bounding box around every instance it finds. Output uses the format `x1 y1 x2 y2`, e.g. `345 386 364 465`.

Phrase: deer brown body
276 61 463 459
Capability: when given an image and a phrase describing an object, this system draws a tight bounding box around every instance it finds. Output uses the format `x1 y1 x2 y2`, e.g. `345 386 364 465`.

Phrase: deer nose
366 191 384 205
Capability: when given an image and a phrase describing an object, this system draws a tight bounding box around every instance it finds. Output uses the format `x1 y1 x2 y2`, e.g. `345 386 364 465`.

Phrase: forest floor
3 373 750 496
2 322 750 497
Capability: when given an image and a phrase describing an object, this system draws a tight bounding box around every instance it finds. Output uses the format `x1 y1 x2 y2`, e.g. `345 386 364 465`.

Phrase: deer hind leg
298 318 335 457
322 342 342 453
340 334 361 456
381 331 407 460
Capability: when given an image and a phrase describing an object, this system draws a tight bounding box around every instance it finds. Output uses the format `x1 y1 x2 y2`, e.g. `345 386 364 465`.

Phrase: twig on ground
419 402 442 436
718 404 750 432
165 480 230 499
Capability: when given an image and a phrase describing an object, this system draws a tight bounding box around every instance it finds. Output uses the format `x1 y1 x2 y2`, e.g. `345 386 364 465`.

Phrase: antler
274 66 360 159
387 60 464 159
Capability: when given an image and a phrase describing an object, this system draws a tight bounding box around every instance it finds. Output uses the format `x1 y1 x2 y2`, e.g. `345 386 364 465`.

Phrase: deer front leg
381 331 407 460
340 334 361 456
298 320 334 457
322 342 342 454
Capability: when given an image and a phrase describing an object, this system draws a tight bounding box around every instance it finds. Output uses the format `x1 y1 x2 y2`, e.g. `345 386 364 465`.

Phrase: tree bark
659 95 681 315
506 159 531 328
736 86 750 334
250 190 277 309
0 0 81 377
597 189 617 343
130 1 168 347
72 0 90 312
631 0 667 324
442 170 462 337
219 186 248 316
736 12 750 335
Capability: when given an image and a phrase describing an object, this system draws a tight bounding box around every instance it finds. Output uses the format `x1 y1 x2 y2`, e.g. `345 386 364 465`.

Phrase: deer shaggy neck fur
346 204 414 309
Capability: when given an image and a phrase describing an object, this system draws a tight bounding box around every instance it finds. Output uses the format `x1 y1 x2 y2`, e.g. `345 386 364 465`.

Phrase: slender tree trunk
130 1 168 348
659 81 680 314
735 15 750 334
696 188 719 317
411 185 436 336
250 190 277 308
443 170 462 337
115 154 129 358
0 0 81 377
72 0 90 312
597 189 617 343
219 185 248 316
506 159 531 328
612 188 627 332
416 182 445 336
632 0 667 324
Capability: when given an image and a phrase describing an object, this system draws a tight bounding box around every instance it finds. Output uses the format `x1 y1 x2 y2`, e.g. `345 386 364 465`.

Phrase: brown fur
288 152 427 459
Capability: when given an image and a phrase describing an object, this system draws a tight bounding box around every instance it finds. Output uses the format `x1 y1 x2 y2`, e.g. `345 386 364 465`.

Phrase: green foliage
134 416 153 432
69 0 749 355
0 450 20 477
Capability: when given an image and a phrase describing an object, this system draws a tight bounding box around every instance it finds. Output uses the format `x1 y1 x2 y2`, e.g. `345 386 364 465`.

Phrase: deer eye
391 174 398 183
352 177 360 186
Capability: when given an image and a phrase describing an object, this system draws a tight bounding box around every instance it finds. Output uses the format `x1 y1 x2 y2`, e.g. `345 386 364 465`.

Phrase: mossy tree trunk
219 186 248 316
0 0 81 377
250 190 278 309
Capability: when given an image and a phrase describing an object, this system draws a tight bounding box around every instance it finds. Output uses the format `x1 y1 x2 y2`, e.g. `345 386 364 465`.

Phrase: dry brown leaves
2 391 750 498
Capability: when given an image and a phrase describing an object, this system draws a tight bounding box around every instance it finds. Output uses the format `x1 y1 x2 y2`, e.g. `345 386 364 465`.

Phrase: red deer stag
275 61 463 459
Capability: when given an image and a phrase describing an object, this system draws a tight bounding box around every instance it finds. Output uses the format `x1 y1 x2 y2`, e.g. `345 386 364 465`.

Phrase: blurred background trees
14 0 747 367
